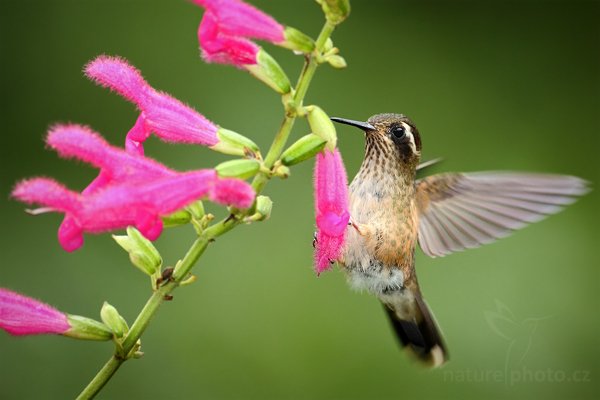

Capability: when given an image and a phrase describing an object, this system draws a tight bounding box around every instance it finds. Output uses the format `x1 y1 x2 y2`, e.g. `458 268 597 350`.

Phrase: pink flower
13 172 254 252
85 56 219 154
314 148 350 274
194 0 284 67
46 124 176 194
0 288 70 336
14 126 256 251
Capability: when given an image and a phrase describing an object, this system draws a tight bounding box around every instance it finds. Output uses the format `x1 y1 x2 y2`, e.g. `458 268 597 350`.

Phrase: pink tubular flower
0 288 70 336
194 0 284 66
314 148 350 274
85 55 219 154
14 125 255 251
46 124 176 193
13 172 254 252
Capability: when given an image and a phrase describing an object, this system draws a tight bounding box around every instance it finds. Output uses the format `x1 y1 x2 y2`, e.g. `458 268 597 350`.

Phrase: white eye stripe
401 122 418 154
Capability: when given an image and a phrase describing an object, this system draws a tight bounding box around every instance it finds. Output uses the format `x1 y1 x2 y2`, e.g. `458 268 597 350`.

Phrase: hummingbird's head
331 113 422 168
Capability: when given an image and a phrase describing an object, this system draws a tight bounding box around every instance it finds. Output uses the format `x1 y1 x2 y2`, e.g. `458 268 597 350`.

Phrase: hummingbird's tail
381 291 448 367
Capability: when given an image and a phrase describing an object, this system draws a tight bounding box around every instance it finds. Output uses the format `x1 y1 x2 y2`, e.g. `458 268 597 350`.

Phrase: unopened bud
211 128 260 157
186 201 205 220
316 0 351 25
162 210 191 227
326 55 347 69
255 195 273 221
64 315 112 341
281 134 327 166
113 227 162 276
100 302 128 338
245 48 292 95
323 38 334 53
306 105 337 149
282 27 315 53
273 164 290 179
216 159 261 180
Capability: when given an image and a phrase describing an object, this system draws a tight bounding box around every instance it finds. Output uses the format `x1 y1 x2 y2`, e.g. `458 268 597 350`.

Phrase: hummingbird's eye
391 126 406 139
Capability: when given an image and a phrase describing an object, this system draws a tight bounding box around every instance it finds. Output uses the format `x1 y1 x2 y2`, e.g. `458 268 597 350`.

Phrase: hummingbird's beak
330 117 375 131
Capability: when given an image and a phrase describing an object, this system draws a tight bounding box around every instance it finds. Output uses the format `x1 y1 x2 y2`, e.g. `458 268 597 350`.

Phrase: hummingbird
330 113 588 368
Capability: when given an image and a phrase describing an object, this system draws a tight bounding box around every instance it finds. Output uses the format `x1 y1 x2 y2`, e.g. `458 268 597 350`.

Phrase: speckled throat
342 131 421 294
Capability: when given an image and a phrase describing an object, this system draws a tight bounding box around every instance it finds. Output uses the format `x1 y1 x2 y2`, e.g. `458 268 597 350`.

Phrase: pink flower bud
314 148 350 274
0 288 70 336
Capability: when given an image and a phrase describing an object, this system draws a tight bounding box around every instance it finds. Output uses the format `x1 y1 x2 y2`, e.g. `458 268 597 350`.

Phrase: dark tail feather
382 293 448 367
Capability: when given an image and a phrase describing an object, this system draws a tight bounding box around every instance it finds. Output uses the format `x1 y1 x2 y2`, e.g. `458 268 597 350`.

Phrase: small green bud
306 105 337 150
273 164 290 179
64 315 113 341
100 302 128 338
245 48 292 95
113 227 162 276
186 201 205 220
280 134 327 166
326 54 347 69
216 159 261 180
282 26 315 53
211 128 260 157
316 0 351 25
255 195 273 221
323 38 334 53
162 209 191 227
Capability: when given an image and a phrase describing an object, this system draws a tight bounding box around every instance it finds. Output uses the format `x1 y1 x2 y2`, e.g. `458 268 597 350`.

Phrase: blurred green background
1 0 598 399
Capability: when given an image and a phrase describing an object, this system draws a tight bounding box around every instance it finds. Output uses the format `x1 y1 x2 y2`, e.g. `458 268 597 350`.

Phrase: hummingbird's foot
350 219 372 237
312 231 318 248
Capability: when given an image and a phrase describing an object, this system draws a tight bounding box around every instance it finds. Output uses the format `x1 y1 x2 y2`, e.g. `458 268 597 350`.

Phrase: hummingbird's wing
415 172 589 257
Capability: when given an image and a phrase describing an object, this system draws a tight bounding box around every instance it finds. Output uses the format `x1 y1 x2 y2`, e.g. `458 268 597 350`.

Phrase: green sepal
245 48 292 95
211 128 260 157
216 159 261 180
282 26 315 53
280 134 327 166
64 315 113 341
162 210 192 227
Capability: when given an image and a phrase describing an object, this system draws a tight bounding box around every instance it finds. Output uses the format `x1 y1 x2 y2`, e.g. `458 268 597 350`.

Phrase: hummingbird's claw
312 232 318 248
350 219 371 236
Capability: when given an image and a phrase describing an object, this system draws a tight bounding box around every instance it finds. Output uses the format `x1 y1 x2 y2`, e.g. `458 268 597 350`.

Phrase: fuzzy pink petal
72 170 219 239
86 57 220 147
194 0 284 43
0 288 70 336
12 178 80 213
85 55 151 105
142 90 219 146
199 11 260 66
58 217 84 252
210 177 255 208
313 149 350 274
47 124 175 191
125 114 151 155
314 232 345 275
316 210 350 237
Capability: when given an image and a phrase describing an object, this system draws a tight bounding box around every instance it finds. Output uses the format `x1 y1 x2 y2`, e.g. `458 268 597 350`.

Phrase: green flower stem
76 20 336 400
252 21 335 193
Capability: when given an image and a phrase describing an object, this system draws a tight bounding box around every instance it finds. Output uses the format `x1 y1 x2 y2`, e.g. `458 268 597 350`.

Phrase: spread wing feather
415 172 589 257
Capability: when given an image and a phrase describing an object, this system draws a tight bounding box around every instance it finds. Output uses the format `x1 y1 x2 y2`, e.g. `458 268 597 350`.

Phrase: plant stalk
76 20 336 400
